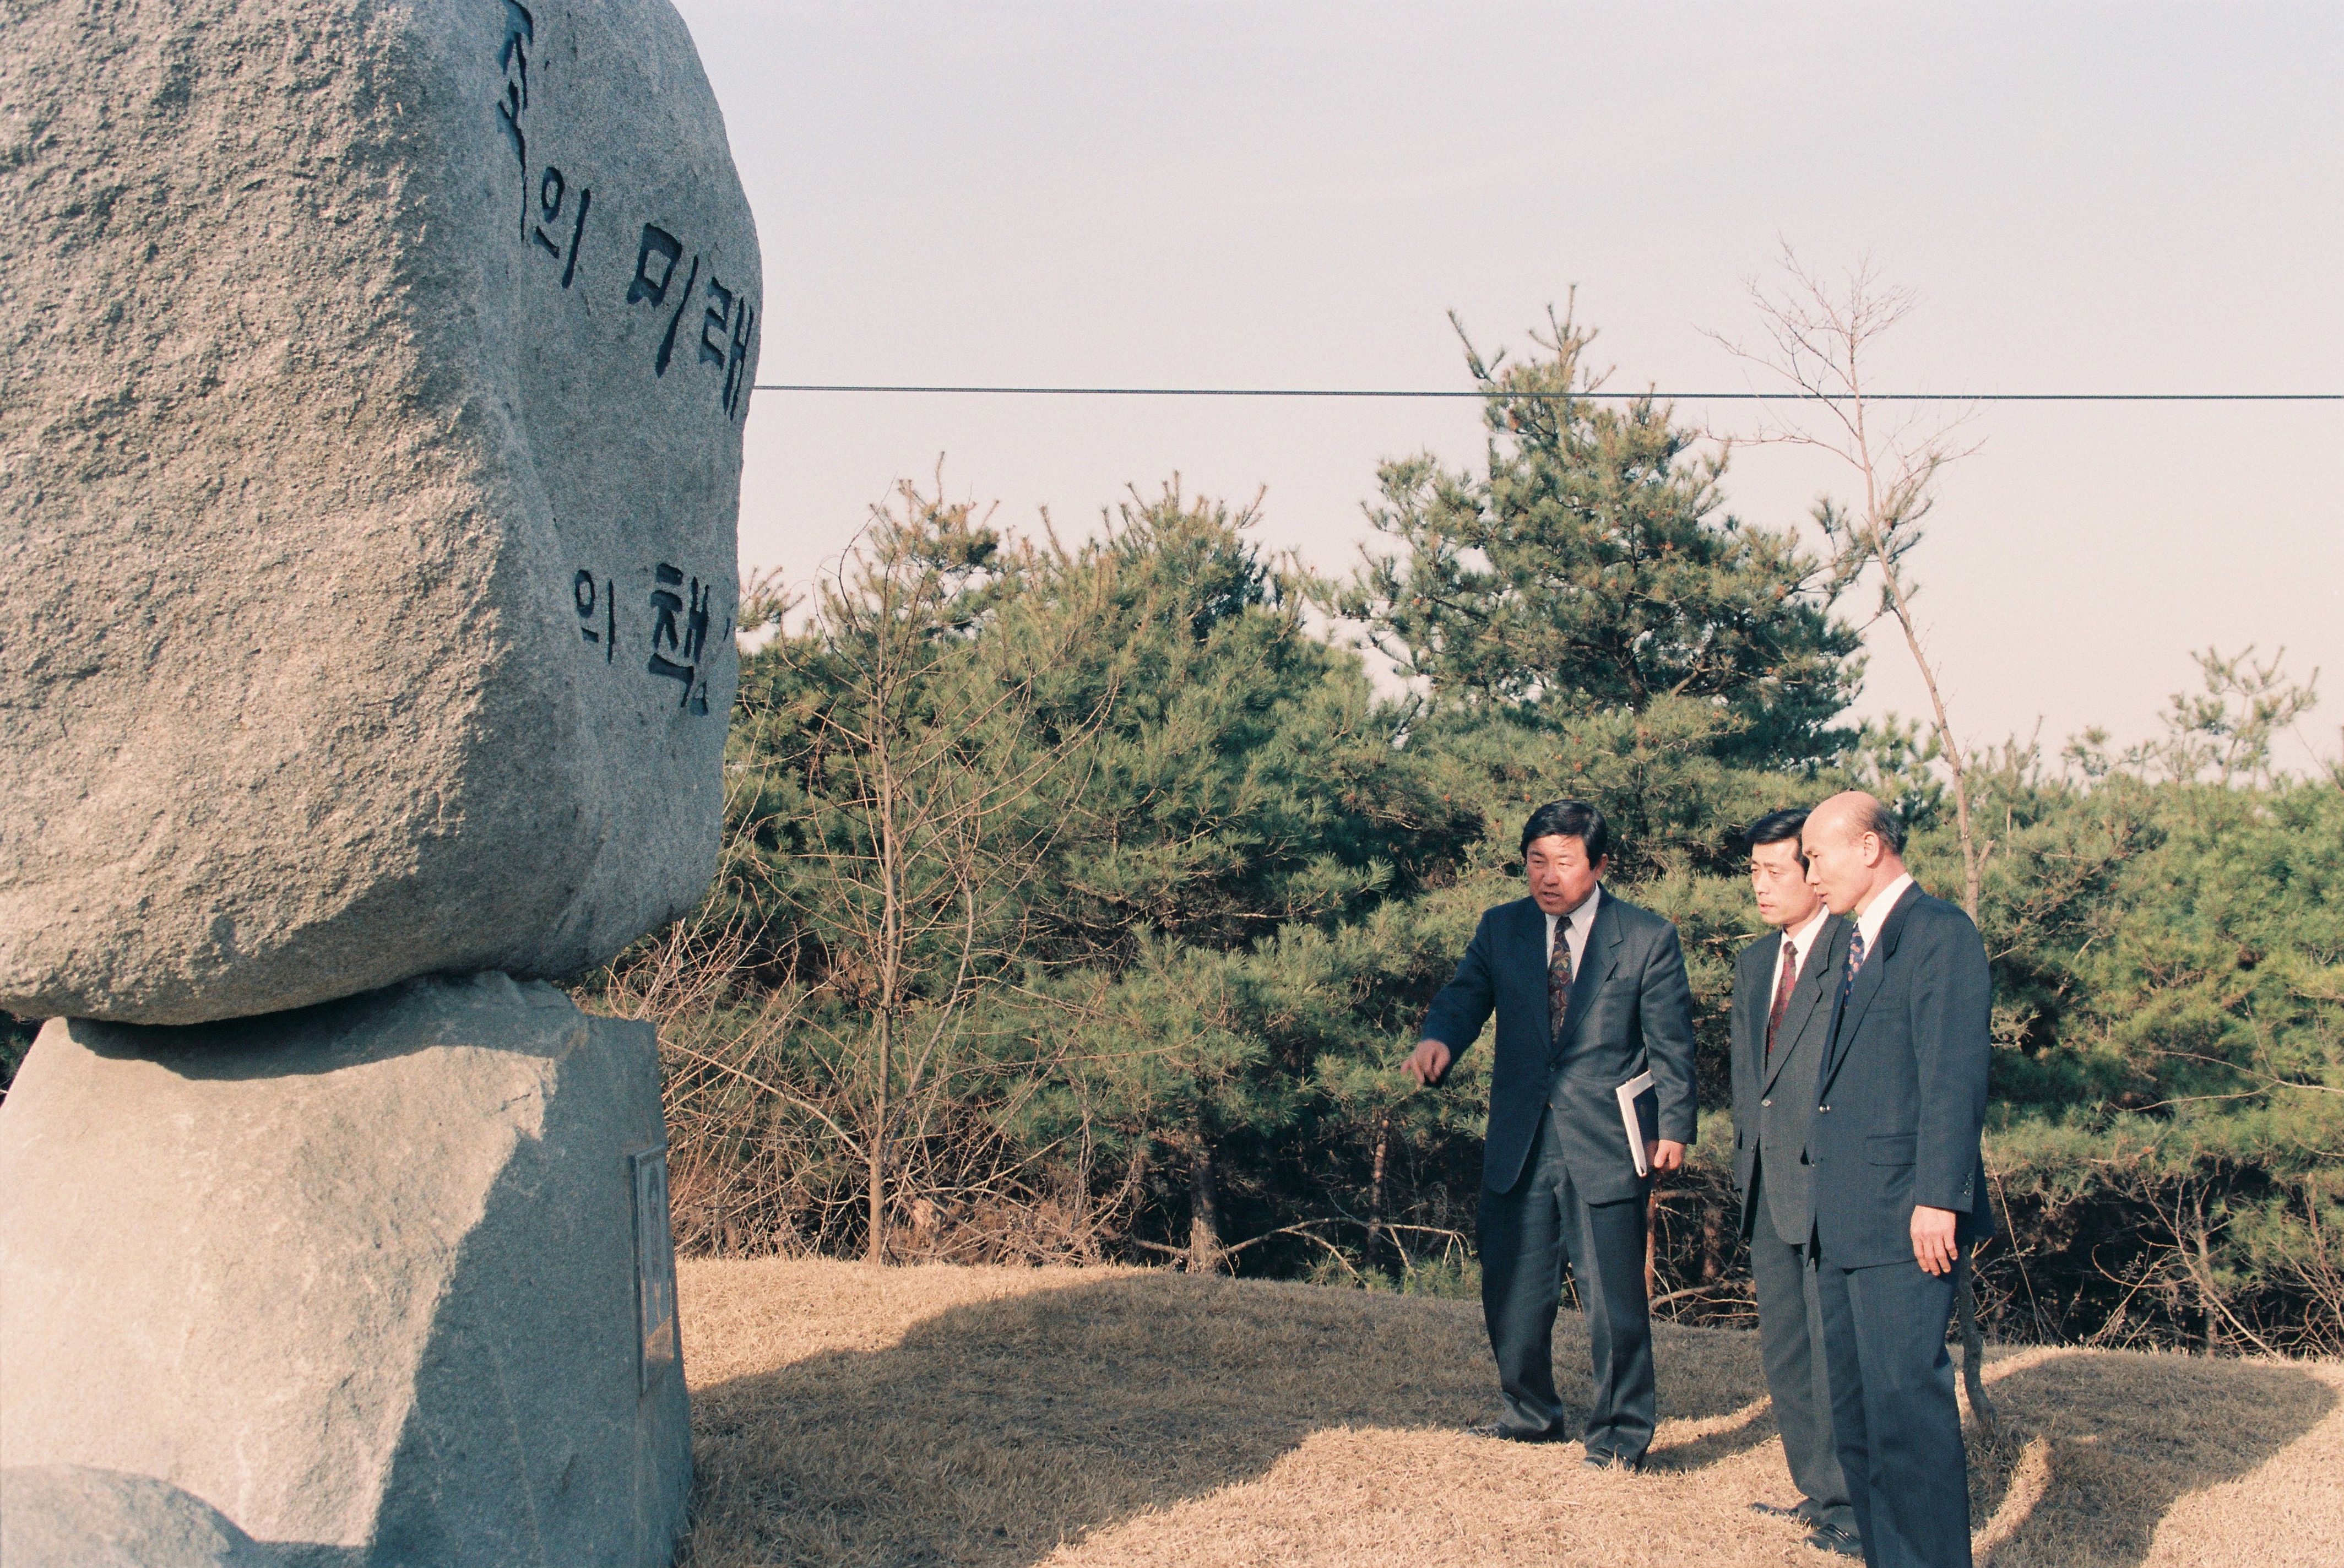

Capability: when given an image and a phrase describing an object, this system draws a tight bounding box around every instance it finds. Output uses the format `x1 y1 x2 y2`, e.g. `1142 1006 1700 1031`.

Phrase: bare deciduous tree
1706 247 1993 919
752 474 1114 1263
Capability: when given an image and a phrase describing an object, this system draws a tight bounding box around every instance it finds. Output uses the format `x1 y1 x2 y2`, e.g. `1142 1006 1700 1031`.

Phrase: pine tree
1337 303 1861 770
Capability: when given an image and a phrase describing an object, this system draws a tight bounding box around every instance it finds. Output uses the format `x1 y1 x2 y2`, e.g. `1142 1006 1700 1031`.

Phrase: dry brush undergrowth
593 921 1141 1269
674 1258 2344 1568
587 913 2344 1369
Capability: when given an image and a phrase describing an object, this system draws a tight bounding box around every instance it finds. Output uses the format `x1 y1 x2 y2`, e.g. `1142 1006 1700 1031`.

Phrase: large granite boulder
0 975 692 1567
0 0 762 1024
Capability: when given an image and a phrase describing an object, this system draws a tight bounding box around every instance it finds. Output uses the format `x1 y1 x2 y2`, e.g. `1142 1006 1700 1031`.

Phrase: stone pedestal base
0 975 691 1566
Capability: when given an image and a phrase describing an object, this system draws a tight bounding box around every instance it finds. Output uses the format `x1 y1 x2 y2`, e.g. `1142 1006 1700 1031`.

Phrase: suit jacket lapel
1822 887 1919 1090
1564 894 1623 1047
1519 900 1556 1043
1762 915 1844 1095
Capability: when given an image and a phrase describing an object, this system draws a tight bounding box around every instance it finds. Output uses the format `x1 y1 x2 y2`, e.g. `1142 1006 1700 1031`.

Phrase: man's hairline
1805 820 1908 862
1801 804 1870 853
1524 833 1605 865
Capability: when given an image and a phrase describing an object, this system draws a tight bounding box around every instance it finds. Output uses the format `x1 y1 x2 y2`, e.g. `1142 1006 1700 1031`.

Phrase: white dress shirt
1543 885 1602 974
1781 904 1831 981
1853 871 1917 958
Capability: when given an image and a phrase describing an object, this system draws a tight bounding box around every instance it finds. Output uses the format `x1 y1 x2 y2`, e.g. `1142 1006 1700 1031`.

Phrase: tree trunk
1365 1109 1395 1277
2192 1196 2224 1354
867 1011 890 1266
1188 1136 1226 1275
1955 1249 1996 1437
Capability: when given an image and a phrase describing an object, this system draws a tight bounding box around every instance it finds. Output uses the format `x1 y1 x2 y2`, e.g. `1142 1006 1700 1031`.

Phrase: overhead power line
752 383 2338 403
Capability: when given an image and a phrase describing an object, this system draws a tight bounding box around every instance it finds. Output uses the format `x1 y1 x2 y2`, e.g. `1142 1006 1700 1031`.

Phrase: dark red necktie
1765 938 1799 1060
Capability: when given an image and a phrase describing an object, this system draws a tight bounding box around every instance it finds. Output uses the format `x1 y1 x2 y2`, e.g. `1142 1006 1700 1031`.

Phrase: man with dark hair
1730 809 1860 1558
1799 790 1994 1568
1404 799 1697 1469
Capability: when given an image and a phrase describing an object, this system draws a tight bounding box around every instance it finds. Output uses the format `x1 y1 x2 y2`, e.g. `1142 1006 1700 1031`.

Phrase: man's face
1800 818 1876 916
1750 838 1821 929
1525 834 1603 916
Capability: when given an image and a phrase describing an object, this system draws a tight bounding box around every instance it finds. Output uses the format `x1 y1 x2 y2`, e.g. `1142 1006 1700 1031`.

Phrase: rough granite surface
0 1467 278 1568
0 0 761 1023
0 975 692 1567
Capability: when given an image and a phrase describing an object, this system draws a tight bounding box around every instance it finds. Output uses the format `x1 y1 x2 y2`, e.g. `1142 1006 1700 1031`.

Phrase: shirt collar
1854 871 1916 954
1783 905 1831 969
1546 883 1600 933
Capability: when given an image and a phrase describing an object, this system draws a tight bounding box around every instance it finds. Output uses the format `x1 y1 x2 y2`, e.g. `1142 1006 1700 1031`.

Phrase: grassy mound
677 1260 2343 1566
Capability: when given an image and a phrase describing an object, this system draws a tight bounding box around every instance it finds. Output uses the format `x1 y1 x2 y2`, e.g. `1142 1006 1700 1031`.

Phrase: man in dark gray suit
1404 800 1697 1469
1801 791 1996 1568
1728 809 1859 1558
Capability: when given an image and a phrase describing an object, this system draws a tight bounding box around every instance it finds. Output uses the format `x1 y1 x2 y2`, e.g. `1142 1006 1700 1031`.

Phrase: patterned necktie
1548 915 1575 1050
1841 926 1867 1006
1765 937 1799 1060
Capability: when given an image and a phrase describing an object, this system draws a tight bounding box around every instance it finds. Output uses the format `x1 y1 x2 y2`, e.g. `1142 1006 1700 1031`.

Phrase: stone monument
0 1 760 1561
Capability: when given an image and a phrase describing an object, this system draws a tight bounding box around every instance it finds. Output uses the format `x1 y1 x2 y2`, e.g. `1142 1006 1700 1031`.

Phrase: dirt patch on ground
676 1258 2342 1567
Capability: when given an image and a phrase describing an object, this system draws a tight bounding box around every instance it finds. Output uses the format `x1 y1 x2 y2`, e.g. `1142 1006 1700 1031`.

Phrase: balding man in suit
1800 791 1996 1568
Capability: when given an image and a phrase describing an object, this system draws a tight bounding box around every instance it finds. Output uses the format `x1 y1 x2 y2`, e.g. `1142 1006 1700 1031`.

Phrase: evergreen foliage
591 321 2342 1353
1335 307 1861 768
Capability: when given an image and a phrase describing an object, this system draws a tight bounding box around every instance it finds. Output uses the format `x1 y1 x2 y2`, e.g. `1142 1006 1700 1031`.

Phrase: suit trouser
1748 1176 1855 1532
1814 1247 1971 1568
1477 1108 1654 1461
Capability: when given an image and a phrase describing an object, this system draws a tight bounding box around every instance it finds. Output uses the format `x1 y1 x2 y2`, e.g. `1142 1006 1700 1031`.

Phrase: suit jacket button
1817 1104 1830 1113
1760 1097 1772 1107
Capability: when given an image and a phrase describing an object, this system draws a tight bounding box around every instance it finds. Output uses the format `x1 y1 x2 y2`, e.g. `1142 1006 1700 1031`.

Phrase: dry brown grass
676 1259 2344 1568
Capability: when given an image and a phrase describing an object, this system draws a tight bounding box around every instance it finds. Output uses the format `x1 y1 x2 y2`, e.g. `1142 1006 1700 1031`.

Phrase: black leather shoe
1581 1450 1645 1473
1462 1420 1566 1443
1804 1522 1863 1559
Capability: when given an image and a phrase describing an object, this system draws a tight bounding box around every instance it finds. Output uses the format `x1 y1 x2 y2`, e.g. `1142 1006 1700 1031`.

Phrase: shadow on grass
1966 1348 2335 1567
1642 1393 1779 1474
681 1271 1772 1567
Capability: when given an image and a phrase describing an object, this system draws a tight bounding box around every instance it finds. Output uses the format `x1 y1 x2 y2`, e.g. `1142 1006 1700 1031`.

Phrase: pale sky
671 1 2342 768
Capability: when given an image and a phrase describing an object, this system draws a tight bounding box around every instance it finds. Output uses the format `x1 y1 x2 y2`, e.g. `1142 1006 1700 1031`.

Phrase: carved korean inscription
489 1 755 719
494 2 594 286
570 560 732 714
490 2 756 421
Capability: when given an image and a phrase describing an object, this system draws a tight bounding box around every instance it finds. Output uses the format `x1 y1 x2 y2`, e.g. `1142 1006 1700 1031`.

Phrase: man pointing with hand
1406 800 1696 1469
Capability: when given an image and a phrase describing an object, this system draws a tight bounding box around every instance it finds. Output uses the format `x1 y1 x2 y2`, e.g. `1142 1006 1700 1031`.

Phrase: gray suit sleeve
1419 911 1499 1067
1641 922 1699 1143
1910 907 1992 1212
